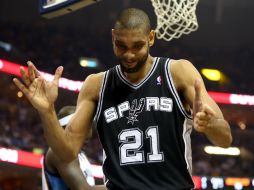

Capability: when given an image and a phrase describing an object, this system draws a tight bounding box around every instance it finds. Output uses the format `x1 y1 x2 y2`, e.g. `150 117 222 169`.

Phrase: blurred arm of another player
43 106 107 190
45 148 107 190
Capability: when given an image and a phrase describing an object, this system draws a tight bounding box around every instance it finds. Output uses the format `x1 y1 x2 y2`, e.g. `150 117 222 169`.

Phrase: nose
123 49 135 60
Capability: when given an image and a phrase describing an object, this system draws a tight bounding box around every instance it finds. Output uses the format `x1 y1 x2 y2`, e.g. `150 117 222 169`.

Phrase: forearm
91 186 107 190
204 118 232 148
56 159 92 190
39 108 76 162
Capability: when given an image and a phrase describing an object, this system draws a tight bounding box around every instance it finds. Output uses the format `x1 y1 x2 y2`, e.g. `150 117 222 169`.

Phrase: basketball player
42 106 105 190
14 8 232 190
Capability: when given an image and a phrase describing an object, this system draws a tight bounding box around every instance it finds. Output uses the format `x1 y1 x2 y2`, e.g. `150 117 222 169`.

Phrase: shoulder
78 72 106 102
85 72 106 81
170 59 194 76
170 59 199 90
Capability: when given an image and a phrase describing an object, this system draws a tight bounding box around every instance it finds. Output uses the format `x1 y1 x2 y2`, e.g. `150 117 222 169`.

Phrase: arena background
0 0 254 189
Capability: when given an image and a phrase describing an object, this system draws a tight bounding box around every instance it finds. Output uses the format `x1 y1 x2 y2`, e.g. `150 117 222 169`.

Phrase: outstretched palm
13 61 63 113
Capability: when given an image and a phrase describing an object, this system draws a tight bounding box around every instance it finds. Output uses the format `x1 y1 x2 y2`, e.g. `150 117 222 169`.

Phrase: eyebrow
115 40 125 45
133 41 146 45
115 40 146 46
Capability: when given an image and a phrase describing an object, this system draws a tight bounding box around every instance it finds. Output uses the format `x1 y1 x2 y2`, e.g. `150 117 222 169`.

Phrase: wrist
38 105 56 117
203 118 227 134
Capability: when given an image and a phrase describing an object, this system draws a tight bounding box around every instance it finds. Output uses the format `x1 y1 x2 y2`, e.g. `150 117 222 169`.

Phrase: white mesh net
150 0 199 41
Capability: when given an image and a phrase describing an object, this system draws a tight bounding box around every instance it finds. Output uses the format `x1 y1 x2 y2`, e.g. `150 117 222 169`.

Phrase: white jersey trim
102 149 109 186
41 166 49 190
182 118 193 176
116 57 159 89
164 59 192 119
94 71 108 123
78 152 95 186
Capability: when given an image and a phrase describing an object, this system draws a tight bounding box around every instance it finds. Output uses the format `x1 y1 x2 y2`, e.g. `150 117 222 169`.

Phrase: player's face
112 28 155 73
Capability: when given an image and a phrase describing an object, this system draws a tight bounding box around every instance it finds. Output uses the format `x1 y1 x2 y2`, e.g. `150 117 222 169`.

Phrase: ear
148 30 155 47
112 29 115 43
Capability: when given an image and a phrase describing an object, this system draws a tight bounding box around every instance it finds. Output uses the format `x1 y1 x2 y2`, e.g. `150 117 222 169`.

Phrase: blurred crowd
1 21 254 178
192 128 254 177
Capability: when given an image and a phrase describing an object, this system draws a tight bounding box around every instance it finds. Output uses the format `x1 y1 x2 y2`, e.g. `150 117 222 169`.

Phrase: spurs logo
103 97 173 124
126 98 145 125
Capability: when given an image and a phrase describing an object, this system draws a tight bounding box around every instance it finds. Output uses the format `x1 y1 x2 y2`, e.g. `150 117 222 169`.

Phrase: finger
194 79 202 102
195 112 211 121
30 78 39 94
194 125 206 133
196 112 206 118
53 66 63 84
28 61 41 77
37 77 45 96
203 104 216 116
193 79 203 115
196 119 208 126
20 67 31 87
13 78 31 99
27 62 35 81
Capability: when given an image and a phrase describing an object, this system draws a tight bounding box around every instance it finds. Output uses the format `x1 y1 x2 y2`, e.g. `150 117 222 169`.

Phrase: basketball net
150 0 199 41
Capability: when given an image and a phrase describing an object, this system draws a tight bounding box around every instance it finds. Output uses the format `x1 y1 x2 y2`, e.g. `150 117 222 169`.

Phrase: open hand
13 61 63 113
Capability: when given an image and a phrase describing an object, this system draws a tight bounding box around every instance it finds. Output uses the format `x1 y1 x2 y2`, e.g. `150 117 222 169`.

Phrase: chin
121 63 136 69
123 61 137 66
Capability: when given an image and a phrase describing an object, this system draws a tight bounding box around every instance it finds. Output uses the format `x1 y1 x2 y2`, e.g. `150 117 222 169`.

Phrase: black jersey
95 57 194 190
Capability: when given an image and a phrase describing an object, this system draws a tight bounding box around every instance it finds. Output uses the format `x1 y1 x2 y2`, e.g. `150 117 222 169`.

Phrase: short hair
57 105 92 146
114 8 151 34
57 106 76 120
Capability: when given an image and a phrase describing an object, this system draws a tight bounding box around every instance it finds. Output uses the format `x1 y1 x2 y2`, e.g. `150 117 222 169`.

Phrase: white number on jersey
118 126 164 165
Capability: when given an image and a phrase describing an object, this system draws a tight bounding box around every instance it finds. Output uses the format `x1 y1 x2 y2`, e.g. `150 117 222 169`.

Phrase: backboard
39 0 100 19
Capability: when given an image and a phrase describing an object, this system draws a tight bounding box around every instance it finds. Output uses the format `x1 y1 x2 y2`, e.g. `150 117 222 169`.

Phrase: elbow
224 125 233 148
220 133 233 148
226 133 233 148
62 153 77 163
211 130 232 148
220 122 233 148
68 149 79 162
58 148 79 163
70 153 78 162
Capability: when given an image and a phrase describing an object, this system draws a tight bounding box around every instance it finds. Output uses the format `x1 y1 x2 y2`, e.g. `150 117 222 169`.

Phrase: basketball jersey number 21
95 57 194 190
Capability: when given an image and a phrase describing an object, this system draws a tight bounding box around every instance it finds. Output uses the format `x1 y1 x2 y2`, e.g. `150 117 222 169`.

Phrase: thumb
203 104 216 116
193 79 202 116
53 66 63 85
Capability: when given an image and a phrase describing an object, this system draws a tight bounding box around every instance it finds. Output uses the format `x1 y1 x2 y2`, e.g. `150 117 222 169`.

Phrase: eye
132 44 143 51
115 42 127 51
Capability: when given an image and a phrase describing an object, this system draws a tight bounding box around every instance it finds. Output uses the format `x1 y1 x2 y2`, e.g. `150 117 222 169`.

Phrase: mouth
122 60 136 67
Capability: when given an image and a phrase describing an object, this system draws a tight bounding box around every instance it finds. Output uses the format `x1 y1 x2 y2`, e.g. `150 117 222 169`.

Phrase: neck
123 55 154 84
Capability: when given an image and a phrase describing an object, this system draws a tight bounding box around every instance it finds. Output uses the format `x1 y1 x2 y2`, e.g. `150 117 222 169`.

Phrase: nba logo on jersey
156 76 162 85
